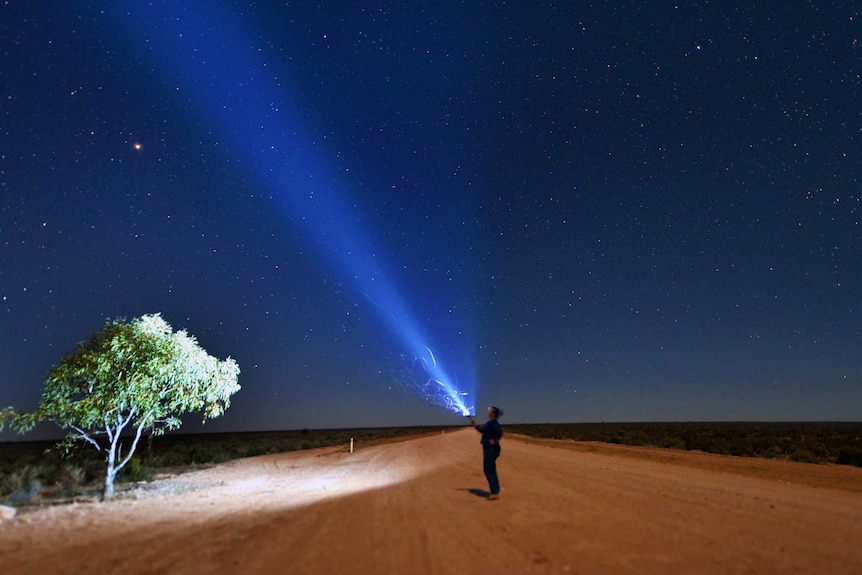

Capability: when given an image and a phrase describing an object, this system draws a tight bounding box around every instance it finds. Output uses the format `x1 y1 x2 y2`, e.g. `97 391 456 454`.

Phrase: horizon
4 418 861 445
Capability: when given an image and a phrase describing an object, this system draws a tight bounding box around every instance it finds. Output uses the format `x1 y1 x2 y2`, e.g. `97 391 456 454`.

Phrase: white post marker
350 437 354 453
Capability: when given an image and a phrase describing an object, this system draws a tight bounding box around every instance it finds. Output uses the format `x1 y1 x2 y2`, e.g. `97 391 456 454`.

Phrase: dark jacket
475 419 503 447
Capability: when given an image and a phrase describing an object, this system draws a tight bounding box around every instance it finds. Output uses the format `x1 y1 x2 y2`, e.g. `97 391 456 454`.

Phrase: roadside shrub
118 456 152 482
1 465 43 502
1 467 26 497
188 445 227 464
790 447 818 464
836 448 862 468
149 449 188 468
660 436 686 450
56 464 87 497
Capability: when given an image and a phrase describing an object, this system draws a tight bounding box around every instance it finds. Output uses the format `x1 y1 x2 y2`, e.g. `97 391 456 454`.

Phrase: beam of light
169 434 471 516
396 348 474 417
107 3 474 416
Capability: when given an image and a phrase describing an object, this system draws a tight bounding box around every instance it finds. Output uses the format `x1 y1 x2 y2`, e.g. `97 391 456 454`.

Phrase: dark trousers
482 445 501 494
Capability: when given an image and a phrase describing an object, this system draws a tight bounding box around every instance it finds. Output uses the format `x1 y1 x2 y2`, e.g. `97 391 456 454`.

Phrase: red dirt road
2 429 861 574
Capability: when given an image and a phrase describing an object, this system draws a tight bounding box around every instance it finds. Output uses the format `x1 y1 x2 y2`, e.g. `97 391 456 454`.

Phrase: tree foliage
10 313 240 500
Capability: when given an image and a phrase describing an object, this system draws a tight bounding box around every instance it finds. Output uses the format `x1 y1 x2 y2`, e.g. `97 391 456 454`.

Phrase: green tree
4 314 240 500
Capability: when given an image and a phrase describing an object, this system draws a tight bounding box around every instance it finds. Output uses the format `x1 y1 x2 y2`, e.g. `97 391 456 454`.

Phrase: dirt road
2 429 861 574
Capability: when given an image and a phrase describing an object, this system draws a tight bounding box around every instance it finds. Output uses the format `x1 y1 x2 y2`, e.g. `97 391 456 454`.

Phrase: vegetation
507 422 862 467
3 420 860 506
2 314 240 500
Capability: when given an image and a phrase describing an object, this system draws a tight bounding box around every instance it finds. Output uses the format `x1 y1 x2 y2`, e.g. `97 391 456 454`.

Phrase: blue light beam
108 2 474 416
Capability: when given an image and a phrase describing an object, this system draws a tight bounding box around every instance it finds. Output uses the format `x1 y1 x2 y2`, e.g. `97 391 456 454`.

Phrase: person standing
469 406 503 500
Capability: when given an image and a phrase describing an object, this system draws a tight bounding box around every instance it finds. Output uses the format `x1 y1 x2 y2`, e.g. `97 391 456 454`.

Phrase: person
469 406 503 500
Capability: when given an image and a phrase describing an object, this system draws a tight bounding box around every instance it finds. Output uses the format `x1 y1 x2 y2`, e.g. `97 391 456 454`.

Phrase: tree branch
113 408 136 462
115 409 154 474
69 424 101 451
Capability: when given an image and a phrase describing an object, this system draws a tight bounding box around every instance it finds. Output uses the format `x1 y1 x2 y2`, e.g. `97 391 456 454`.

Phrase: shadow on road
459 488 490 499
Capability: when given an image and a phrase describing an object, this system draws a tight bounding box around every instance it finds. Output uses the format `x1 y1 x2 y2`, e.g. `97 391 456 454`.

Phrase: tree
8 313 240 500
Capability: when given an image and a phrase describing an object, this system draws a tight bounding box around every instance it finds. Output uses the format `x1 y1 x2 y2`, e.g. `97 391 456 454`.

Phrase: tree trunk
102 415 146 501
104 439 118 501
104 469 116 501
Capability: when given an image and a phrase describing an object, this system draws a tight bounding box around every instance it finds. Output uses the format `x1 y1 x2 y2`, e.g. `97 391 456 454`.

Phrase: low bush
1 464 42 500
508 422 862 468
55 464 87 497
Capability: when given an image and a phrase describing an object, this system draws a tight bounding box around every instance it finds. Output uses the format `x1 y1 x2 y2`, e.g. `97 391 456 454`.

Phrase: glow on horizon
110 2 474 416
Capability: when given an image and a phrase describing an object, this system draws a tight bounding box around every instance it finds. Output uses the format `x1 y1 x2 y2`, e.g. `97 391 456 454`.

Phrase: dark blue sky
2 1 860 438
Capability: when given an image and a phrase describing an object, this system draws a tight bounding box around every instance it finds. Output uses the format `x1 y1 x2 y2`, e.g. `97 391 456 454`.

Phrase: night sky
2 1 860 439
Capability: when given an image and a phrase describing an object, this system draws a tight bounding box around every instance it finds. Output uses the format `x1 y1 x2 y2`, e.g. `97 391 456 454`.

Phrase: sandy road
1 428 861 574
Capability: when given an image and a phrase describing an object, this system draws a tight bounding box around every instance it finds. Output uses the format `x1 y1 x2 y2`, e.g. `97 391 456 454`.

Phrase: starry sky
2 1 860 439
